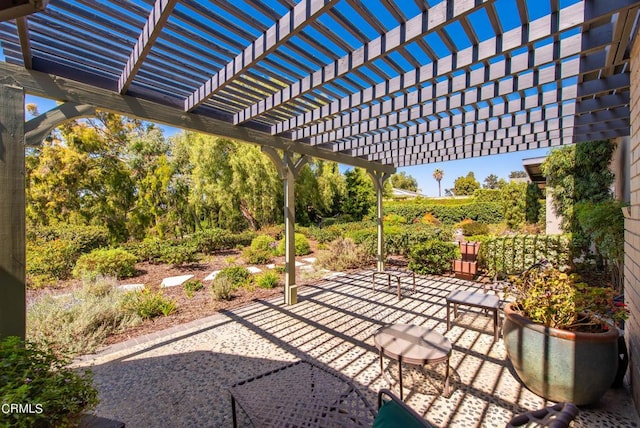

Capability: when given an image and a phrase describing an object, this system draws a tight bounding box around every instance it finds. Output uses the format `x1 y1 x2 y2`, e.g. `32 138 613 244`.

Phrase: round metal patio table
374 324 451 400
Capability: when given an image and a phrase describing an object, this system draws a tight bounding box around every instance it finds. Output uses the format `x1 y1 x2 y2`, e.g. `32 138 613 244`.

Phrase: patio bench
446 289 500 341
371 270 416 300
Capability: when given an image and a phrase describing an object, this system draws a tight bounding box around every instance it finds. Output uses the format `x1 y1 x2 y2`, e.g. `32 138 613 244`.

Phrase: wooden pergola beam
15 17 32 70
275 4 607 138
0 62 394 174
184 0 339 112
234 0 495 125
117 0 178 94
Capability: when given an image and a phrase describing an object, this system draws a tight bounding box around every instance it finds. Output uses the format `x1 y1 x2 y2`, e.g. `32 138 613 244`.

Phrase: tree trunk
239 200 258 231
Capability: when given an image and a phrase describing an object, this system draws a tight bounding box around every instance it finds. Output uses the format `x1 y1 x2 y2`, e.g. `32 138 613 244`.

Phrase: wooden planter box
453 260 478 280
458 242 480 262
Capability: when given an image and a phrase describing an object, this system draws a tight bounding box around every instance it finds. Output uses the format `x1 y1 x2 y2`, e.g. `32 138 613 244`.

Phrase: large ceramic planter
503 303 619 405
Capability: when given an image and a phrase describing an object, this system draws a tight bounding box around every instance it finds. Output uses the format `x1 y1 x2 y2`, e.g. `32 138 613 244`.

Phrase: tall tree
432 168 444 197
483 174 500 189
453 171 480 196
343 168 376 220
390 171 419 192
509 170 528 179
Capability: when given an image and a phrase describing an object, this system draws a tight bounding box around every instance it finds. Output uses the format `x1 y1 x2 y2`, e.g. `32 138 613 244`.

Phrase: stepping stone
117 283 145 292
160 274 194 288
295 261 305 267
302 257 317 264
246 266 262 274
266 264 276 269
204 271 221 281
300 265 315 272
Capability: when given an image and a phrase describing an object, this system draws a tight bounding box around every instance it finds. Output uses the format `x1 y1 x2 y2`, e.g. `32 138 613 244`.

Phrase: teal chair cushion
372 398 434 428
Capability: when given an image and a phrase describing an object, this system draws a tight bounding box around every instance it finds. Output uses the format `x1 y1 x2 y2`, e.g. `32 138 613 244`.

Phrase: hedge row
478 234 571 276
383 201 503 224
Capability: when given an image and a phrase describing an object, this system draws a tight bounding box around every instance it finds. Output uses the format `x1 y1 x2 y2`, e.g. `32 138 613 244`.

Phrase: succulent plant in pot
503 260 628 405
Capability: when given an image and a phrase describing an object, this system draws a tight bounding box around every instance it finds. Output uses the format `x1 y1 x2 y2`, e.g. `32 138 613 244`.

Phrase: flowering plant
507 261 628 332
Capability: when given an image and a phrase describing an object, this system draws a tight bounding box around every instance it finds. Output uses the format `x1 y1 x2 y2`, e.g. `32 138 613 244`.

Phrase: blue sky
26 94 550 197
21 0 573 197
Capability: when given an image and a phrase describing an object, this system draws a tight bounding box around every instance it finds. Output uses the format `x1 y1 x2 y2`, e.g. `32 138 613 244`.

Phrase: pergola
0 0 636 347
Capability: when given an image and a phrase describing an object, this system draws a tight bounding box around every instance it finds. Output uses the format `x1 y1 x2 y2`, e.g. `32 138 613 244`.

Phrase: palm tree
433 168 444 197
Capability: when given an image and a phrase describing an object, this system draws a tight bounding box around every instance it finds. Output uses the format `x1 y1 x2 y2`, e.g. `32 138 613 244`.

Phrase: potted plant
503 261 627 405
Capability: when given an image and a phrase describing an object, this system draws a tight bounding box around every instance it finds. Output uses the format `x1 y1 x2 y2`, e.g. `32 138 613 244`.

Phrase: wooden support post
262 147 308 305
0 85 26 339
368 171 391 272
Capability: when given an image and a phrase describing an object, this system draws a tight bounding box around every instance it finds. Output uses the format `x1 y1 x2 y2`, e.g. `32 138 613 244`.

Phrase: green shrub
121 288 177 319
472 189 502 203
27 239 80 286
478 234 571 276
347 223 450 257
302 226 340 244
383 213 407 226
27 277 140 356
255 271 280 289
258 224 284 239
159 242 198 265
0 336 99 428
317 238 370 271
408 240 459 275
461 221 490 236
27 224 109 253
383 200 503 224
211 276 235 300
123 237 166 263
217 266 251 287
274 233 311 256
72 248 137 280
192 228 236 253
183 279 204 298
242 234 275 264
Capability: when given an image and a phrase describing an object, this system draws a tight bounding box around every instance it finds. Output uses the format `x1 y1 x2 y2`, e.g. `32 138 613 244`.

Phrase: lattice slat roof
0 0 637 169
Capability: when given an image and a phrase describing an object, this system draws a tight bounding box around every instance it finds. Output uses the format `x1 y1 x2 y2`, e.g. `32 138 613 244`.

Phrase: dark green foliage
408 240 459 275
478 234 571 276
0 336 99 428
575 200 626 291
126 238 197 265
217 266 251 287
192 228 241 253
72 248 137 280
350 223 454 257
500 181 527 229
121 289 177 319
525 184 544 224
461 221 490 236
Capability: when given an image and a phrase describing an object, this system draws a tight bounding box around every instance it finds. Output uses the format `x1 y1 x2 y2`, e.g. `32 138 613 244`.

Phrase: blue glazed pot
503 303 619 405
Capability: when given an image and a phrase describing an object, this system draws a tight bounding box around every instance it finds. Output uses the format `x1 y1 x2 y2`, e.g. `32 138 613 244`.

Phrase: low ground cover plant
183 279 204 298
27 277 140 356
255 271 280 289
317 237 370 271
217 266 251 287
211 276 235 300
121 288 177 319
0 336 98 428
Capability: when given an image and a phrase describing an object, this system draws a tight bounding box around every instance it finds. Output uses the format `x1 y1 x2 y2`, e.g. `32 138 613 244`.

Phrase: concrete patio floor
77 271 640 427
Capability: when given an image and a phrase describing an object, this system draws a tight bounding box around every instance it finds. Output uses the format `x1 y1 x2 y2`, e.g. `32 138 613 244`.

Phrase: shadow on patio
78 271 639 427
